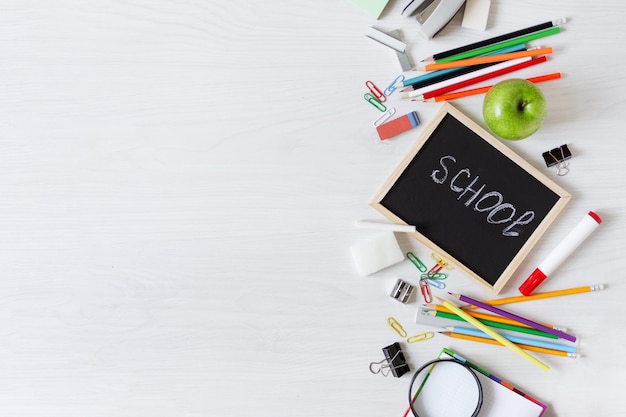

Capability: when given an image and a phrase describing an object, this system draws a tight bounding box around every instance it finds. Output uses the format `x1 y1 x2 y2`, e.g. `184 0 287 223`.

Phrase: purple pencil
449 292 577 342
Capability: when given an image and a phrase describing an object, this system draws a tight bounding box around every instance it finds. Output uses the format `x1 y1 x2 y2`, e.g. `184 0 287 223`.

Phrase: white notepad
411 348 546 417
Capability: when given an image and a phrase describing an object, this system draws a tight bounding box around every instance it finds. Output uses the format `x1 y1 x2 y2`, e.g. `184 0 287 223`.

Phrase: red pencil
412 56 548 101
428 72 561 102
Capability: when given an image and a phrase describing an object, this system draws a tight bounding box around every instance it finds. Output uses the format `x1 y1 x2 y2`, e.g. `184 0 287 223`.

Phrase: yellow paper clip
430 252 453 270
387 317 407 338
406 331 434 344
364 93 387 112
427 252 453 278
406 251 427 273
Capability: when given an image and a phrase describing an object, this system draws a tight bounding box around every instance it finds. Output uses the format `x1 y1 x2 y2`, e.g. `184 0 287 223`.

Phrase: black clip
542 144 571 176
369 342 410 378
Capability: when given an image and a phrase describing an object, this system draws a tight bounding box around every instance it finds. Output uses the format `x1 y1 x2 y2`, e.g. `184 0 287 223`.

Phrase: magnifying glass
408 359 483 417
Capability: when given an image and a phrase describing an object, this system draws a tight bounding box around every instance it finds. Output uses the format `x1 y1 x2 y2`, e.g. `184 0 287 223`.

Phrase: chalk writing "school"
431 155 535 237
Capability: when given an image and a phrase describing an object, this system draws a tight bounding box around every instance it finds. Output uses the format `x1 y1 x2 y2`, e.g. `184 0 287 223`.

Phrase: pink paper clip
366 80 386 102
418 278 433 303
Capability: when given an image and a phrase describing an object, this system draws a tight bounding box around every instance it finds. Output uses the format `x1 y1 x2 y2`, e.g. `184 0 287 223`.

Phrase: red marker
519 211 602 295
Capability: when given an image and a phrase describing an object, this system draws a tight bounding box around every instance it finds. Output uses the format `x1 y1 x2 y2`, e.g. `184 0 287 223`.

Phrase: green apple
482 79 547 140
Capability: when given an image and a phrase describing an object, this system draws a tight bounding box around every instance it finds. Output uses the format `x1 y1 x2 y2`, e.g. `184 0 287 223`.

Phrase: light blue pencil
445 326 577 353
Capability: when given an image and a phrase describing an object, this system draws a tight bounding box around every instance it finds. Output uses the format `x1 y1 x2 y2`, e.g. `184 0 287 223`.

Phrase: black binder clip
542 144 571 176
369 342 410 378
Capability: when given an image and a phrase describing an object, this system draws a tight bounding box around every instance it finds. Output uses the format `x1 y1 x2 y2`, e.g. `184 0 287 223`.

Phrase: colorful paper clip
364 93 387 112
366 80 386 102
420 272 447 280
426 252 453 278
373 107 396 127
406 331 434 344
418 278 433 303
424 278 446 290
384 74 405 96
406 251 427 273
387 317 407 338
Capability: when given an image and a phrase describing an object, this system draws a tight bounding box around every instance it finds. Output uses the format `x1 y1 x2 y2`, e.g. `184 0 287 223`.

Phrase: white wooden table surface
0 1 625 416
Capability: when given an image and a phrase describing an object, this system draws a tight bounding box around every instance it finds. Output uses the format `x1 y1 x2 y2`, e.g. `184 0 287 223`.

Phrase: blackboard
370 103 570 293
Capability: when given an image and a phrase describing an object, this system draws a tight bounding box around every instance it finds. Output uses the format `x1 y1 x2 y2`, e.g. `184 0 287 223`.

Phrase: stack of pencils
421 285 604 360
395 19 566 103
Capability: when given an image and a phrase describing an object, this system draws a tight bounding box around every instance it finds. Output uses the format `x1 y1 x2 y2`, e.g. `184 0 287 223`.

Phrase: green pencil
427 309 558 339
435 26 561 64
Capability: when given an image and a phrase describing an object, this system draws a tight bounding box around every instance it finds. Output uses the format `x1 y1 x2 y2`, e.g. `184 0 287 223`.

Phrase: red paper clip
418 278 433 303
366 80 386 102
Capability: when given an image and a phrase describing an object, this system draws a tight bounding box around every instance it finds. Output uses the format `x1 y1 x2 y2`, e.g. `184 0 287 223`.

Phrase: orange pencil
414 47 553 71
429 72 561 102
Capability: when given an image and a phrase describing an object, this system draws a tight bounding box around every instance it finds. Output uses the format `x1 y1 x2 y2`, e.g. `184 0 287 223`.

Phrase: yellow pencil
414 47 553 71
440 331 579 358
435 296 550 371
464 284 605 309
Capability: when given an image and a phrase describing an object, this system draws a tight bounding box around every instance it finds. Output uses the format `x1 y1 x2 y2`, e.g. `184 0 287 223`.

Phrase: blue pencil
397 44 527 88
445 326 577 353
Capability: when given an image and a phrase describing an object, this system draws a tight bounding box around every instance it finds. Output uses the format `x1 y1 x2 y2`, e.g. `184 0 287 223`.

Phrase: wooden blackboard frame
370 103 571 294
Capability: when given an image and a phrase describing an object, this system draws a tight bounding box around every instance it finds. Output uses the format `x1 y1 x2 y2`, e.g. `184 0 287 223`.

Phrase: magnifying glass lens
409 359 482 417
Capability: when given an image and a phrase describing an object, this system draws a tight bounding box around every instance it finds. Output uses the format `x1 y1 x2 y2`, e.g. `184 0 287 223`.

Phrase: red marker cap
518 268 547 296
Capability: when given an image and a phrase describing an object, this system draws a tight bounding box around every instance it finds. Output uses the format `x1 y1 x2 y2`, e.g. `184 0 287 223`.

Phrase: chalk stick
376 111 420 140
350 231 404 276
355 220 416 233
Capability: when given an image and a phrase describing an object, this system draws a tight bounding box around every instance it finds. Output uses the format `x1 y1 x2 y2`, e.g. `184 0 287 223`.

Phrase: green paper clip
407 251 427 273
364 93 386 112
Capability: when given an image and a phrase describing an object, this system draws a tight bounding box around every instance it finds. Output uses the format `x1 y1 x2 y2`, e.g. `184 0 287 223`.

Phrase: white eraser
350 231 404 276
461 0 491 31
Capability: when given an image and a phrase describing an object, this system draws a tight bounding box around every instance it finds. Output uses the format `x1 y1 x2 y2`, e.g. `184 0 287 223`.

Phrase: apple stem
519 100 529 110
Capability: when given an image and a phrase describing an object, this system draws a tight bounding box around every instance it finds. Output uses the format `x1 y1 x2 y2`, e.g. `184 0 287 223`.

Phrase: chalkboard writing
371 104 570 293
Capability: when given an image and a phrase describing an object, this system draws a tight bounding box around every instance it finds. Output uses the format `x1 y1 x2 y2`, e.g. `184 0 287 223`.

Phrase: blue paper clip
384 74 405 96
364 93 387 112
418 278 433 303
425 279 446 290
406 251 427 273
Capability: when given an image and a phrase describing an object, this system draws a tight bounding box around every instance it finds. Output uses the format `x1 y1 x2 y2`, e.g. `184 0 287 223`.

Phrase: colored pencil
402 56 532 99
444 326 577 353
426 303 563 330
449 292 576 342
427 309 558 339
435 296 549 371
464 284 605 308
397 44 527 89
409 56 548 101
434 26 561 64
428 72 561 102
420 18 566 62
414 48 553 72
440 331 579 358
